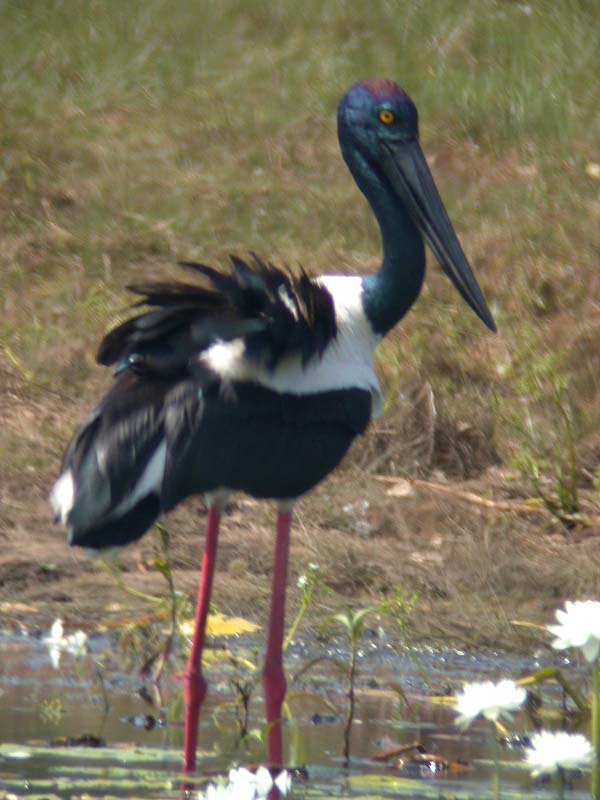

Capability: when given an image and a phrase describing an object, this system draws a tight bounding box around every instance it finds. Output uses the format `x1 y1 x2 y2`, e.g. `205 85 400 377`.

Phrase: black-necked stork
50 80 495 770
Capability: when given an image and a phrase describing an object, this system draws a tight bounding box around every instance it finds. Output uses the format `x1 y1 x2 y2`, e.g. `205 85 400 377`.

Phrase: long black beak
381 139 496 332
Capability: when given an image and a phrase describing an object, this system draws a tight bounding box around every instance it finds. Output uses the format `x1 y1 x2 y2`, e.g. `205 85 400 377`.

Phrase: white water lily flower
548 600 600 662
199 767 291 800
229 767 291 798
454 679 526 728
274 770 292 795
227 768 256 800
204 784 227 800
526 730 593 776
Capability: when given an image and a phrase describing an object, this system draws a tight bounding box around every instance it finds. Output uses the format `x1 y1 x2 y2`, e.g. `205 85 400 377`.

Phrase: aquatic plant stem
343 641 357 767
93 660 110 713
283 567 318 652
518 667 588 713
592 659 600 800
557 766 565 800
282 601 306 653
333 607 374 767
100 558 163 605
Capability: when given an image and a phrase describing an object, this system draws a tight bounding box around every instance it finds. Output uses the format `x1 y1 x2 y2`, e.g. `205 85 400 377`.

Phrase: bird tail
50 371 170 552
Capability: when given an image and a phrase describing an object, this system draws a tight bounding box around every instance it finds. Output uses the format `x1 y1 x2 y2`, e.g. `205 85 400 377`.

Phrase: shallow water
0 630 591 799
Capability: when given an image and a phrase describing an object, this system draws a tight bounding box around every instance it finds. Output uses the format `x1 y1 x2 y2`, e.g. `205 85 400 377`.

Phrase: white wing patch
200 274 384 417
113 440 166 517
49 470 75 524
51 442 167 528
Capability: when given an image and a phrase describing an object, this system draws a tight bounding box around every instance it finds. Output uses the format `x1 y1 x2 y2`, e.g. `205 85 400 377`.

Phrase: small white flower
548 600 600 663
43 618 66 670
66 630 88 658
526 730 593 776
308 562 319 572
43 619 88 670
47 643 62 670
297 575 308 589
48 618 64 640
454 679 526 728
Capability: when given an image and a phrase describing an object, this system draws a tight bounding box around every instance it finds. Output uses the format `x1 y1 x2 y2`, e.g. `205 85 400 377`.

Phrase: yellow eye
378 109 395 125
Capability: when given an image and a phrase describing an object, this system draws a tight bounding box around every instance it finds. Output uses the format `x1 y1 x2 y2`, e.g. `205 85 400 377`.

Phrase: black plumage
55 254 366 551
98 254 337 376
160 382 371 510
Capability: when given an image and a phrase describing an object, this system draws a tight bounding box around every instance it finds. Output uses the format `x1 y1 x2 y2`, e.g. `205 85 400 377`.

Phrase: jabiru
50 80 496 771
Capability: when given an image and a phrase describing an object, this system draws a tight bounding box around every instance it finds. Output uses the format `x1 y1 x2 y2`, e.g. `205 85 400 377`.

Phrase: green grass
1 0 600 481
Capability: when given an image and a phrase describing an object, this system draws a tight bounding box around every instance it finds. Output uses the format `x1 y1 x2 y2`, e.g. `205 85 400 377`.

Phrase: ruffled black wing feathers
97 255 337 377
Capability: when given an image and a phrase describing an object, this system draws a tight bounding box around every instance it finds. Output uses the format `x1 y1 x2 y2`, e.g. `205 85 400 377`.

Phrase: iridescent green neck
358 161 425 336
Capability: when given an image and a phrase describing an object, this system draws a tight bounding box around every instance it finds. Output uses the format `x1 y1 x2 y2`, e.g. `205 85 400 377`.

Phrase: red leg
263 508 292 768
183 504 221 773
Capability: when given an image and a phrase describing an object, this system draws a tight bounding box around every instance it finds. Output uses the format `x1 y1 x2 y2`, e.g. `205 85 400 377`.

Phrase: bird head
338 80 496 332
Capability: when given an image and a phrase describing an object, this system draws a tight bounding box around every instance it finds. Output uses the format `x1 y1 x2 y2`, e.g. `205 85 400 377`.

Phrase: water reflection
0 632 591 799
